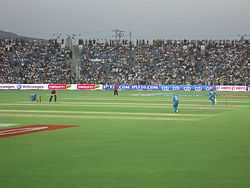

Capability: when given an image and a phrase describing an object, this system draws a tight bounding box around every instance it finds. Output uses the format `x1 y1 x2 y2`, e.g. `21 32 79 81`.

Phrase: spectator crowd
0 37 249 85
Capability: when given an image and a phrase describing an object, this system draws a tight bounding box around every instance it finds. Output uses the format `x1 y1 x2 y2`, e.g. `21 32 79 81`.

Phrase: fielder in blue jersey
31 93 42 103
208 90 216 105
172 95 179 113
31 93 37 102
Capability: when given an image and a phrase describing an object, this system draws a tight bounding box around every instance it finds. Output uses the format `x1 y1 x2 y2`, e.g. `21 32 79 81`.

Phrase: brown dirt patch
0 125 77 138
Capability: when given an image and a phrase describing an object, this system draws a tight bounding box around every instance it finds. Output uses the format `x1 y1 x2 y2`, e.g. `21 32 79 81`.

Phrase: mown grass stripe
63 97 250 103
0 103 239 110
0 123 17 127
0 109 216 117
53 101 242 106
0 113 200 121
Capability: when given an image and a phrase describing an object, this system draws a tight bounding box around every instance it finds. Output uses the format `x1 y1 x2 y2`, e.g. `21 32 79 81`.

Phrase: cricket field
0 90 250 188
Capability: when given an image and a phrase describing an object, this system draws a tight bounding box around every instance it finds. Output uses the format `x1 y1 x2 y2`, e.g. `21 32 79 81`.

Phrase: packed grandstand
0 38 249 85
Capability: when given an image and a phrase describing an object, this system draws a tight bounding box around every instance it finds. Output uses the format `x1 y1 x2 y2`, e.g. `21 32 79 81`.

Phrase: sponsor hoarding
103 85 214 91
67 84 103 90
160 85 213 91
48 84 68 90
18 84 48 90
77 84 97 90
104 85 160 90
0 84 48 90
104 84 247 91
0 84 247 91
215 85 247 92
0 84 17 90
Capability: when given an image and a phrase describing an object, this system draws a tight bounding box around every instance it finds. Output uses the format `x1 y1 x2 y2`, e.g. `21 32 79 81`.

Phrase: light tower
128 32 135 64
237 34 250 41
72 45 81 82
112 29 125 63
64 34 81 83
112 29 125 45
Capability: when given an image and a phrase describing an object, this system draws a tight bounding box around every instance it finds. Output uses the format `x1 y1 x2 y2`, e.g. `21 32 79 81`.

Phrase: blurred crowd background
1 38 249 85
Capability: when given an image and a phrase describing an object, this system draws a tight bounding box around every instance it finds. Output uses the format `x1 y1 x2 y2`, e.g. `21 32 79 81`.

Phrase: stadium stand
0 38 249 85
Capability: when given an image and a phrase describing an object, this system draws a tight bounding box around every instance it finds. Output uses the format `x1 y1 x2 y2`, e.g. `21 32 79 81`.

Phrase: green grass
0 90 250 188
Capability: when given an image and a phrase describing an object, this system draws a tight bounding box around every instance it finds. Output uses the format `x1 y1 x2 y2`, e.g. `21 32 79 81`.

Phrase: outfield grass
0 90 250 188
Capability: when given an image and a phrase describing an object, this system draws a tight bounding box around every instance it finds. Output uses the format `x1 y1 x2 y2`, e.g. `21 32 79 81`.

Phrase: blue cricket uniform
172 95 179 113
31 93 37 102
208 91 216 105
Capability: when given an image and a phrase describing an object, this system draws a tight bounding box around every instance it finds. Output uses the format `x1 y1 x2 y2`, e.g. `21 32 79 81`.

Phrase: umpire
49 90 57 103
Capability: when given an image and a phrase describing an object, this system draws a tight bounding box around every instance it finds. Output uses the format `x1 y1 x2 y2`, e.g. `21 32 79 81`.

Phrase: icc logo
17 84 22 90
